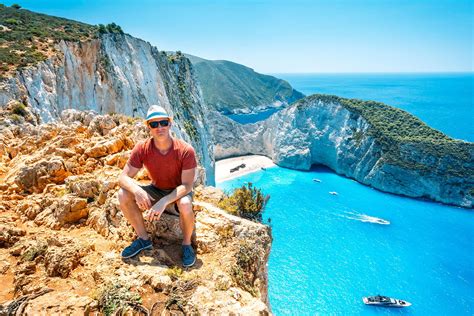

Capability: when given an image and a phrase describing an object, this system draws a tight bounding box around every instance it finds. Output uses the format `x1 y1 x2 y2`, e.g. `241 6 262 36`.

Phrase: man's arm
147 168 196 220
119 164 153 210
162 168 196 205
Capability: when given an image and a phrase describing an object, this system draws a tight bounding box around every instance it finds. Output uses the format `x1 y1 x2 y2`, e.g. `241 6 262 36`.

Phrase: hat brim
146 116 172 123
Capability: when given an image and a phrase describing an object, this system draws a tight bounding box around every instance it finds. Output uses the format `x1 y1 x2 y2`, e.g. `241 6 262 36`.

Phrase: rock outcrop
0 34 214 186
211 95 474 208
0 113 272 314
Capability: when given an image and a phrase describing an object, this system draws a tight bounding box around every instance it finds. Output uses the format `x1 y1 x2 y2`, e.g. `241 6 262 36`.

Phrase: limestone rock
34 194 88 229
210 96 474 208
65 175 100 198
84 137 124 158
14 158 69 193
0 224 26 248
43 239 92 278
20 291 93 315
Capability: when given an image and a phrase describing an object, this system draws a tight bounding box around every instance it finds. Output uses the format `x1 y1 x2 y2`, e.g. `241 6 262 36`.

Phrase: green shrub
4 18 20 25
21 241 48 261
11 101 27 116
11 4 21 9
230 240 260 296
165 266 183 280
218 183 269 222
93 282 142 316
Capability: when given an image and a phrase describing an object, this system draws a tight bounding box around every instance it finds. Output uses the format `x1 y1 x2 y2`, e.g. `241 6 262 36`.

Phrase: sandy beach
215 155 276 183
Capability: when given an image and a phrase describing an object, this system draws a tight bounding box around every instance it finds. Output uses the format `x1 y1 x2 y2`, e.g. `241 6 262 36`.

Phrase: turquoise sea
220 74 474 315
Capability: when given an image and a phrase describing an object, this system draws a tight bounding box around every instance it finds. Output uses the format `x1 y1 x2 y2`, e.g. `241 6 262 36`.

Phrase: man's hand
134 187 152 211
145 198 167 221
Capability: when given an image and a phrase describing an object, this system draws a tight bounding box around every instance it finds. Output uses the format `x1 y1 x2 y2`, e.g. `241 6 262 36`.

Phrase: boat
329 191 338 195
359 215 390 225
363 295 411 308
312 178 322 182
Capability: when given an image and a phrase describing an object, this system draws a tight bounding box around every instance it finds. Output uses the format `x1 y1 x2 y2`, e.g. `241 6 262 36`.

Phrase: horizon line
267 71 474 75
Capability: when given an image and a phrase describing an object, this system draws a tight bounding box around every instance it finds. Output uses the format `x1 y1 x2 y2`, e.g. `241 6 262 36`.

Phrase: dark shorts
140 184 193 214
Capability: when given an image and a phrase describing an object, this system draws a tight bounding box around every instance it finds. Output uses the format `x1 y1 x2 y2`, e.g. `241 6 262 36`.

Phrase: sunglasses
148 120 170 128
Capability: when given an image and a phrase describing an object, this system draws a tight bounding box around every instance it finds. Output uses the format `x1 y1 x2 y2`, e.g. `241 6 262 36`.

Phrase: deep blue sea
219 74 474 315
230 73 474 142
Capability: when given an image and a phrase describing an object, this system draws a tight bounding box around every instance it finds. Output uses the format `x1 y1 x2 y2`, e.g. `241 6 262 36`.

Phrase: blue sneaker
121 237 152 258
182 245 196 267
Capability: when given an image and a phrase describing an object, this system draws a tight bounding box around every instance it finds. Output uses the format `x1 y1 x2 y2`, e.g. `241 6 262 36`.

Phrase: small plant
11 101 27 116
11 3 21 9
9 114 23 123
183 120 198 141
218 183 269 222
93 282 142 316
230 240 260 296
164 279 198 314
4 18 21 25
165 266 183 280
21 241 48 261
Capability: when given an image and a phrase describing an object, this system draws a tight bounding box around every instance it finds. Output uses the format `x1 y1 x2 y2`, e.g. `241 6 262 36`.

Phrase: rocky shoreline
210 95 474 208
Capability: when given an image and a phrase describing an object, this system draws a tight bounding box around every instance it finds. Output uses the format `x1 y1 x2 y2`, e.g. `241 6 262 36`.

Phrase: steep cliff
211 94 474 208
0 33 214 185
185 54 304 114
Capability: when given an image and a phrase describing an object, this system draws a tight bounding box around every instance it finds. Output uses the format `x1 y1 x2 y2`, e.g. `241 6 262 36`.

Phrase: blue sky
3 0 473 73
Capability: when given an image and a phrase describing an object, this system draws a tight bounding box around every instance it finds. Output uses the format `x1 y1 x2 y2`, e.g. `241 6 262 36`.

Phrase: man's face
147 118 171 138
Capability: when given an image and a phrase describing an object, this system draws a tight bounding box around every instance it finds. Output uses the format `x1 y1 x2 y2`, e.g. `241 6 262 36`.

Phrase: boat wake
338 211 390 225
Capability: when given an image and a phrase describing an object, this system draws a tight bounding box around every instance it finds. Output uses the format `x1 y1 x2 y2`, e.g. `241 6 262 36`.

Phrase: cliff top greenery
0 4 122 77
299 94 473 176
185 53 304 113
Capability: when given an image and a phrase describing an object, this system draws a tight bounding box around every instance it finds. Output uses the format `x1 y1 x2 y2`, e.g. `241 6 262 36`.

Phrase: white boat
363 295 411 308
312 178 322 182
359 215 390 225
329 191 338 195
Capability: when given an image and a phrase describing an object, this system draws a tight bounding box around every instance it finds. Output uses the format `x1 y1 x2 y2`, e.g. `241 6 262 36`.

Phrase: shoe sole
121 244 153 259
182 256 196 268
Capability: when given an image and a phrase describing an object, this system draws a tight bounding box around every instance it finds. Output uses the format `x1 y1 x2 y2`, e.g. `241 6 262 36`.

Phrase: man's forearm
161 184 193 205
119 174 141 194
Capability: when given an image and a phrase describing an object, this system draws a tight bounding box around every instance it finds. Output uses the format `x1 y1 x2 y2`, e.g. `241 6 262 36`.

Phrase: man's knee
177 196 193 213
118 188 134 205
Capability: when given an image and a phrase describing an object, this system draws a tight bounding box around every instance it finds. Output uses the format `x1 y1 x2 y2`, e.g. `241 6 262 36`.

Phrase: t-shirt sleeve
182 145 197 170
127 143 144 169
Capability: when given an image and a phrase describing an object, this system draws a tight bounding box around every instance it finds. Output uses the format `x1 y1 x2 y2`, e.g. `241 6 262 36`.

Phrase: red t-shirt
127 137 197 190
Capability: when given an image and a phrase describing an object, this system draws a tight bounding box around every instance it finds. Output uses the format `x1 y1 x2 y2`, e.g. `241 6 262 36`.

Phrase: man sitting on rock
118 105 197 267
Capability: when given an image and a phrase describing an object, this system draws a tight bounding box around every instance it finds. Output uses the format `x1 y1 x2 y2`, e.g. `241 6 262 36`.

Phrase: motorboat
363 295 411 308
359 215 390 225
329 191 338 195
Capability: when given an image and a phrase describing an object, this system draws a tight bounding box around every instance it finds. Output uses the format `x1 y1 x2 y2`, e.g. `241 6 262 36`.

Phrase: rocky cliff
0 112 272 314
211 94 474 208
185 54 304 114
0 33 214 186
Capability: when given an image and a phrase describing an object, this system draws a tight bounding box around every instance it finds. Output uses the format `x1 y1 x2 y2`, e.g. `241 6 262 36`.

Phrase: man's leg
176 195 194 245
118 188 148 240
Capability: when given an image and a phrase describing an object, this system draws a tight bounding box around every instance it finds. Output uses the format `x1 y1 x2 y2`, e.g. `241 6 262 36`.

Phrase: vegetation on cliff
0 4 95 76
0 5 126 78
298 94 473 177
185 53 304 114
218 183 270 222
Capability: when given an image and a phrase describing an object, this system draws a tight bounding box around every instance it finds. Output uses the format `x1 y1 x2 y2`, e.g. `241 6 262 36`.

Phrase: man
118 105 197 267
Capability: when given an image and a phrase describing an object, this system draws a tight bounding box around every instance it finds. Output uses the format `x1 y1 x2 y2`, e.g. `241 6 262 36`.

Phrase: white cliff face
0 34 214 185
210 97 474 208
